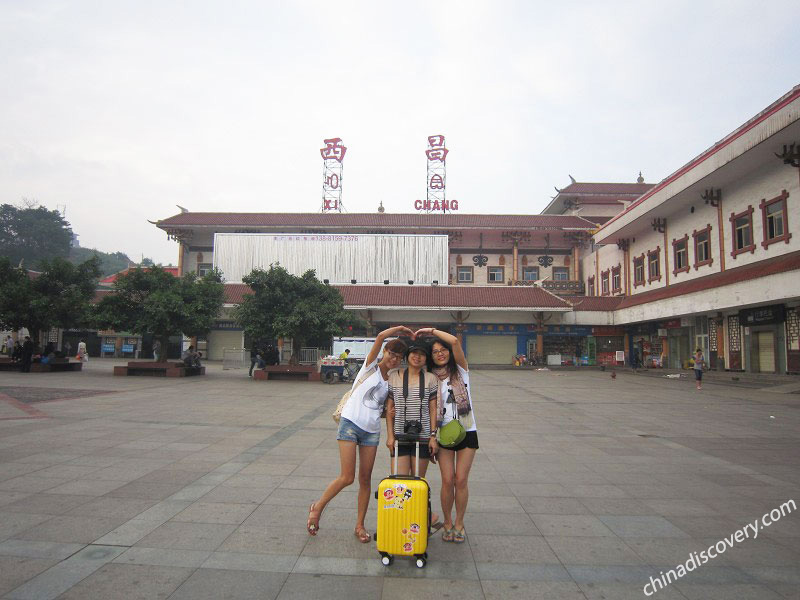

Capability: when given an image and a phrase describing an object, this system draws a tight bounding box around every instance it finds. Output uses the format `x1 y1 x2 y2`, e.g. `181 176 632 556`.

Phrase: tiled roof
223 283 571 310
563 296 624 311
557 182 654 196
157 212 597 230
98 266 180 286
617 250 800 309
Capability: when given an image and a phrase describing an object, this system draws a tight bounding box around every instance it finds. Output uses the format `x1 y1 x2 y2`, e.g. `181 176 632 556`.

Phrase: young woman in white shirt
307 326 411 543
416 327 479 544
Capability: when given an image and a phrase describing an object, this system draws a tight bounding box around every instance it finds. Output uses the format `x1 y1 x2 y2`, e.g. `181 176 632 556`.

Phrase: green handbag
437 391 466 448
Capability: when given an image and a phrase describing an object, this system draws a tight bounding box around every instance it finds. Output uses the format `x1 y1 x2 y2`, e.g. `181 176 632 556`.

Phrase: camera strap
402 368 425 428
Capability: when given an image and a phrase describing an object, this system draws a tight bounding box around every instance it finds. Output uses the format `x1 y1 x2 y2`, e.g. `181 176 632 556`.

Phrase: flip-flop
307 503 320 536
354 526 371 543
453 527 466 543
442 527 455 542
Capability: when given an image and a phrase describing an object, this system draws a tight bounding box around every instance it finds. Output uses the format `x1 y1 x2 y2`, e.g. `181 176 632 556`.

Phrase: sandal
441 527 455 542
354 526 371 543
453 527 466 543
430 512 444 533
307 503 320 536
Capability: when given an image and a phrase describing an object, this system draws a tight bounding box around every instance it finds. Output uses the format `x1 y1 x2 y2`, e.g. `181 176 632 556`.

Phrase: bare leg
453 447 476 531
355 444 378 538
437 448 456 529
308 440 357 534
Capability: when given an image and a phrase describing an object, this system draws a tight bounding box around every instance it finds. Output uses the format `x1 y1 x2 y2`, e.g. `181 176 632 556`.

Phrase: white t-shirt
340 358 389 434
437 365 477 432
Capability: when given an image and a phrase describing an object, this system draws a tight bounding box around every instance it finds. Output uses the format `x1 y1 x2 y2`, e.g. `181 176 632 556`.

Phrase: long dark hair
426 337 459 379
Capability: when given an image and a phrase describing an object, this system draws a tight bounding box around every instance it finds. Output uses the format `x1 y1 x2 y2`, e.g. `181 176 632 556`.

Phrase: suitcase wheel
380 553 393 566
415 555 426 568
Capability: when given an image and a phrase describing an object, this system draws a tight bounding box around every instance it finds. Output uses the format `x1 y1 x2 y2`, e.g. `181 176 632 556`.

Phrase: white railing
299 347 330 365
222 348 249 370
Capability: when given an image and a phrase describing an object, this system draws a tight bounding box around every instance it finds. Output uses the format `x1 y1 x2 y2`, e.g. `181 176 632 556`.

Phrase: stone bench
31 359 83 372
253 365 321 381
114 361 205 377
0 357 20 371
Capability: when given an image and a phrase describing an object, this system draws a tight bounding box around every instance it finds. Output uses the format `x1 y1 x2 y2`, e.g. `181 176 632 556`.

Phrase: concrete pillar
512 242 519 283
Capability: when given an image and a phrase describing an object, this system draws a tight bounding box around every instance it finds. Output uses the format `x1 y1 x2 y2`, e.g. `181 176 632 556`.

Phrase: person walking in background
63 340 72 358
152 339 161 362
3 335 11 355
21 336 34 372
77 340 88 362
693 348 706 390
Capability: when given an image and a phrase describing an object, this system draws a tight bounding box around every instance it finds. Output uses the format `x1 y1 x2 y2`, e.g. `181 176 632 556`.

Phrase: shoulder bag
437 386 466 448
332 365 377 423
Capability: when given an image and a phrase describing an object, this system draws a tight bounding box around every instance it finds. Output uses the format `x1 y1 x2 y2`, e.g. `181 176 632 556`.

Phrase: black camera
404 420 422 435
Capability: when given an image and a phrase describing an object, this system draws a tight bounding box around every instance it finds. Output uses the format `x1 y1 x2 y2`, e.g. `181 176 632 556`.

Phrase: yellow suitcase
374 439 431 568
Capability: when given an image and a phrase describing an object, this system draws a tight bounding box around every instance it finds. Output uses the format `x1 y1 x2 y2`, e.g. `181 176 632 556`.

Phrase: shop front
591 326 625 367
740 304 787 374
462 323 536 365
542 325 593 366
628 323 661 368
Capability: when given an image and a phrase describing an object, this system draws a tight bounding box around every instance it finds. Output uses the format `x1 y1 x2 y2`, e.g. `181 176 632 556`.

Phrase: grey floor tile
167 567 288 600
546 536 647 566
481 580 585 600
171 501 257 524
276 573 383 600
201 551 297 573
134 521 236 551
469 534 560 564
0 540 85 560
0 557 59 597
218 525 309 555
531 515 616 537
381 576 485 599
112 547 212 568
598 515 690 538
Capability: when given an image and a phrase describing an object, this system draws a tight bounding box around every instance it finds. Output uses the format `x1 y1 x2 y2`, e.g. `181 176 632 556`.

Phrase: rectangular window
588 276 595 296
456 266 473 283
730 207 755 258
611 266 621 294
552 267 569 281
672 236 688 275
693 225 713 269
633 255 645 287
648 248 661 282
488 266 504 283
197 263 213 277
760 190 791 248
522 266 539 281
601 270 610 295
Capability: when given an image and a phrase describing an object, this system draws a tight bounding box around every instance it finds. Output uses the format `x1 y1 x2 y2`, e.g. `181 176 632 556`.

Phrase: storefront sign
660 319 683 329
592 326 624 336
102 343 115 353
739 304 785 326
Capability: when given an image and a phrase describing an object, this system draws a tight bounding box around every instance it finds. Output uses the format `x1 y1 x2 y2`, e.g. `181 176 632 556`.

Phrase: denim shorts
337 417 380 446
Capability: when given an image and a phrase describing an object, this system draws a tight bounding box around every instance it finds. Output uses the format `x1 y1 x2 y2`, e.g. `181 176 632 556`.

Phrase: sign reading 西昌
421 134 458 212
321 137 346 212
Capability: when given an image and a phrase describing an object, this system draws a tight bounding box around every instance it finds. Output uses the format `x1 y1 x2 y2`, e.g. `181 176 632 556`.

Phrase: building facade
153 85 800 373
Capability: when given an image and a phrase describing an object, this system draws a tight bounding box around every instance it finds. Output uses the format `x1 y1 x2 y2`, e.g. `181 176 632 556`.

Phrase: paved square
0 361 798 599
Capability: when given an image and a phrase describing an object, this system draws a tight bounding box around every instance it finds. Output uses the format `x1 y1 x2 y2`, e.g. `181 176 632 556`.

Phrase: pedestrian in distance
21 336 34 373
307 326 412 544
77 340 88 362
152 339 161 362
693 348 705 390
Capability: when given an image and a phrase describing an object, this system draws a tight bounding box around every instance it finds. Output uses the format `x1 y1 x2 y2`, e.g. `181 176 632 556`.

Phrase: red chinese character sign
417 134 457 212
321 138 346 212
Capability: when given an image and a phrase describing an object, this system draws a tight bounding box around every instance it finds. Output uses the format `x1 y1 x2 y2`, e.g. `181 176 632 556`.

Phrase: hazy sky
1 1 797 265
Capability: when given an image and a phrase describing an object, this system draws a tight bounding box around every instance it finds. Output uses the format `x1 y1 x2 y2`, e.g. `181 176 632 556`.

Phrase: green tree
0 203 72 268
234 265 358 363
0 256 101 335
69 247 132 277
94 266 225 349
